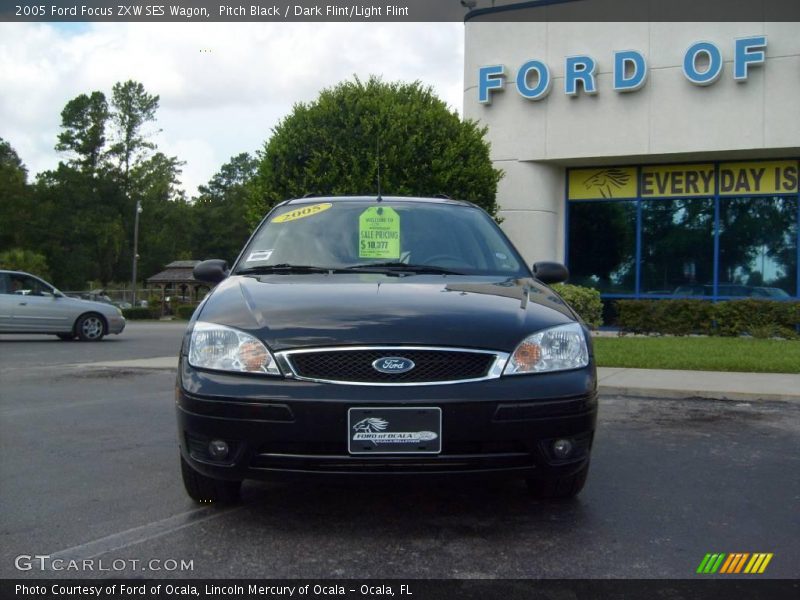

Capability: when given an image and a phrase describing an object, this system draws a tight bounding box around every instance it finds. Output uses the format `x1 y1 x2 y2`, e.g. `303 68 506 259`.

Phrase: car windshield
234 200 528 277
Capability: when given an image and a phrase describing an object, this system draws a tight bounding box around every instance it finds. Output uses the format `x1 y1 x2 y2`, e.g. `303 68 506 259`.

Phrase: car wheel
56 333 76 341
75 313 106 341
180 455 241 504
526 462 590 501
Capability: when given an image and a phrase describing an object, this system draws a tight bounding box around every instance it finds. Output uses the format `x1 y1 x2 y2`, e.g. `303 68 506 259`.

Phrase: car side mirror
194 259 229 284
533 261 569 285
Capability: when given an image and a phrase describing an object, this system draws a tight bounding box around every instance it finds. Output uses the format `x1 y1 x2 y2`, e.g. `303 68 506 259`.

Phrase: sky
0 21 464 197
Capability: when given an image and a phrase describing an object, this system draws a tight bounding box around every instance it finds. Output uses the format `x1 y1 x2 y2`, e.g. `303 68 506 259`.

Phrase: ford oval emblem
372 357 416 374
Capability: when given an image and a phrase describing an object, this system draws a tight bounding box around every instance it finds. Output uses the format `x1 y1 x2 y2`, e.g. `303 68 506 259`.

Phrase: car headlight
188 321 281 375
504 323 589 375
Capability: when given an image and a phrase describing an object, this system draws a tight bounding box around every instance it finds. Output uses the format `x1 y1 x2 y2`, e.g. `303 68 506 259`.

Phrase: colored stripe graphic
711 554 726 573
698 552 773 574
758 554 774 573
697 554 713 573
720 553 749 573
744 555 758 573
719 554 737 574
700 553 726 573
744 553 775 574
733 553 750 573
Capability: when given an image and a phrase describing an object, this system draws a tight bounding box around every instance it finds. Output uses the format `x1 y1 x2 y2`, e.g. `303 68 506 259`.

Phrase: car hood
196 274 578 352
62 297 120 314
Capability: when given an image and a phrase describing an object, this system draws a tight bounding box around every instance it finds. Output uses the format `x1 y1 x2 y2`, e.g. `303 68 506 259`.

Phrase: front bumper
108 315 126 334
176 357 597 481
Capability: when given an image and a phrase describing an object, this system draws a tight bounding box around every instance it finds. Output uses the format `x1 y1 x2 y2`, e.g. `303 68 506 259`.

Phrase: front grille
250 442 534 473
285 348 497 384
256 439 527 456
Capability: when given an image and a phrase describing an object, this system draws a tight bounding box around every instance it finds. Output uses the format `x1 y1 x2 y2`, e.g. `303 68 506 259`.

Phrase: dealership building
463 11 800 301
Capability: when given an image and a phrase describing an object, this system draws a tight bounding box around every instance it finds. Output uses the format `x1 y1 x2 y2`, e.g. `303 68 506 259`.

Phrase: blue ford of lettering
177 196 597 503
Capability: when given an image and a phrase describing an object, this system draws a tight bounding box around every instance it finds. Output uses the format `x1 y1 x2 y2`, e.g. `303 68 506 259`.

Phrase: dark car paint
193 274 579 352
178 348 596 479
177 196 596 483
177 274 596 480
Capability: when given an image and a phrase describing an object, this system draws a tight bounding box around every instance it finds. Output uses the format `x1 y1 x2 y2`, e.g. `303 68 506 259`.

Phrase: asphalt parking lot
1 322 798 579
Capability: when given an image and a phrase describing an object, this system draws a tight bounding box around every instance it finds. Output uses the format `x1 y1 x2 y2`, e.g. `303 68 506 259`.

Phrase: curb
598 385 799 403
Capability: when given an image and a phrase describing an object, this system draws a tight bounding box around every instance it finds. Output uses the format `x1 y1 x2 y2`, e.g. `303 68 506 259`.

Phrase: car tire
526 462 589 501
75 313 106 341
180 455 241 504
56 333 75 341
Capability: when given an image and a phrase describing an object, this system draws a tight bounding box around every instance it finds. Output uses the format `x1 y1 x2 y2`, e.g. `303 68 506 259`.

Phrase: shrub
553 284 603 329
713 299 799 339
249 76 502 225
616 299 799 338
616 299 715 336
122 307 155 320
175 304 198 320
615 300 656 334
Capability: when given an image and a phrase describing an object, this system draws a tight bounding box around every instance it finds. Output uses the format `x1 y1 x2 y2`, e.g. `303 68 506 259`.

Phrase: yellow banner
569 160 799 200
641 164 714 197
568 167 637 200
719 161 799 195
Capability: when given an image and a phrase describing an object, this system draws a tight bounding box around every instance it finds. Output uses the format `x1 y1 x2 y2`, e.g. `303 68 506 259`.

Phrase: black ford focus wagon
178 196 597 503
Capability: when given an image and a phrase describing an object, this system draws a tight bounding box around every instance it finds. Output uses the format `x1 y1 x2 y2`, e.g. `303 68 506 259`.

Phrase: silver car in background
0 270 126 341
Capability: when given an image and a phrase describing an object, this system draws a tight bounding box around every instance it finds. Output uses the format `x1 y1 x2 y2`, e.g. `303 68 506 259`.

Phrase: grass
593 336 800 373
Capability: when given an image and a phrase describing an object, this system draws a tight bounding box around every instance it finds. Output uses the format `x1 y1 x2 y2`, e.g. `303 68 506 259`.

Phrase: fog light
208 439 229 459
552 439 573 459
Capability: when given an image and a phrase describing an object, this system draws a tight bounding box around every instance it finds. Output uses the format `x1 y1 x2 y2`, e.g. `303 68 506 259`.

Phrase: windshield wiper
236 264 342 275
343 262 464 275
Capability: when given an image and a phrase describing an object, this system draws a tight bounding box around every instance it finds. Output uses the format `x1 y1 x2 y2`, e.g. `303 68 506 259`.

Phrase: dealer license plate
348 407 442 454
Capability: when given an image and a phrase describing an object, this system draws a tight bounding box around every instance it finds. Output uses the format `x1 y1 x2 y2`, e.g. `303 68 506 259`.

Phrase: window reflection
641 198 714 295
718 196 798 297
567 194 798 299
568 201 636 293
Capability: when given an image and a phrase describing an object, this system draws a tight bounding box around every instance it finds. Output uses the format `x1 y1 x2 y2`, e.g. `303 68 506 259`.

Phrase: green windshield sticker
359 206 400 259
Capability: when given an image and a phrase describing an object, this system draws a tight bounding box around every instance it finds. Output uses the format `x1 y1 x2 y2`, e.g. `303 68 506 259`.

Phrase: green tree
29 164 128 288
108 80 162 286
192 153 258 262
0 138 33 250
109 80 160 191
132 152 194 279
0 248 51 279
249 76 502 225
55 91 109 173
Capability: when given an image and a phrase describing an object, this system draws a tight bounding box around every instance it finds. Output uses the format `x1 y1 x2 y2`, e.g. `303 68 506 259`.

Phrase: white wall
463 21 800 263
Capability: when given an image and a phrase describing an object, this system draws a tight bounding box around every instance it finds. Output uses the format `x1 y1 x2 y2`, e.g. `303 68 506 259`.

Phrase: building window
641 197 714 295
567 200 636 294
566 160 800 300
718 196 798 298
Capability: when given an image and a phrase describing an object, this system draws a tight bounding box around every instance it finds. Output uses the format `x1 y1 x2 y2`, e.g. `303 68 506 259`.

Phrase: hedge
553 284 603 329
713 299 800 339
616 299 715 336
175 304 198 320
122 307 157 320
616 299 800 339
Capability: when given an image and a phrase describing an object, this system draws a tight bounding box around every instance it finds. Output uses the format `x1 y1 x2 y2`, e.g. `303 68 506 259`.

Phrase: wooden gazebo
146 260 209 311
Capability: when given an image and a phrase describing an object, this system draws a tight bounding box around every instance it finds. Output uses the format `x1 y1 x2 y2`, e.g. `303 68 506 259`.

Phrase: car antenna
376 134 382 202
